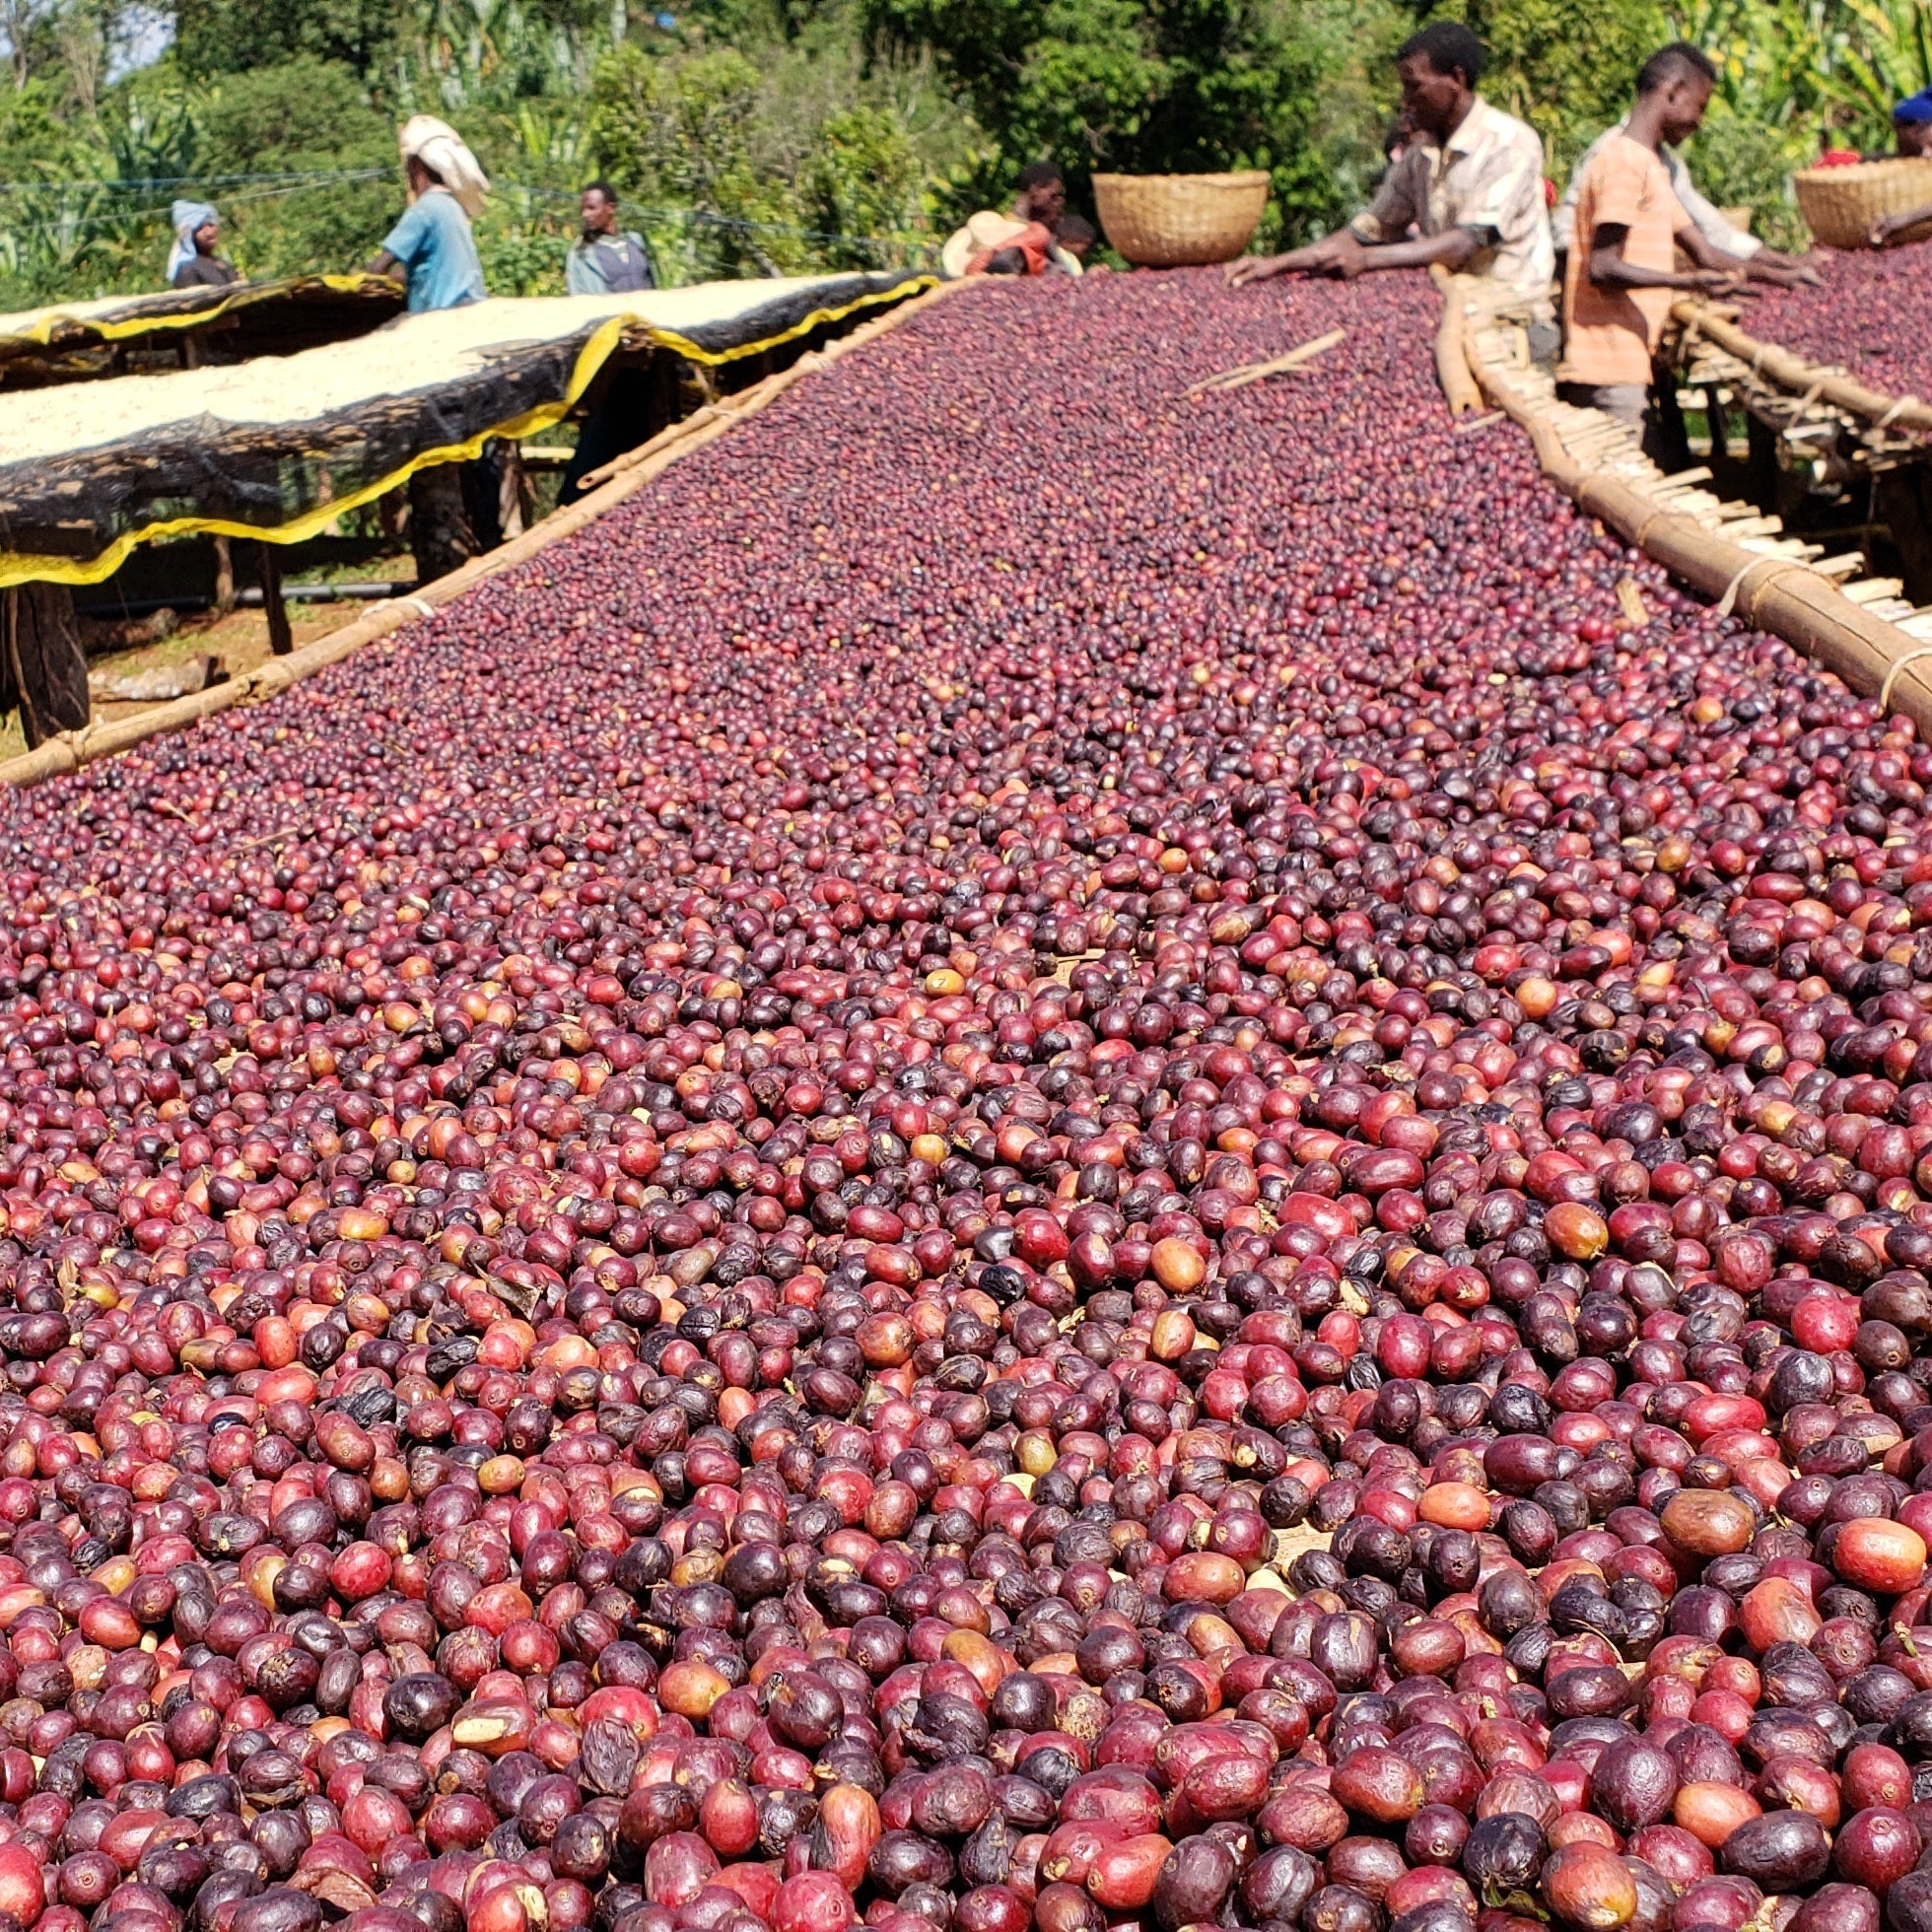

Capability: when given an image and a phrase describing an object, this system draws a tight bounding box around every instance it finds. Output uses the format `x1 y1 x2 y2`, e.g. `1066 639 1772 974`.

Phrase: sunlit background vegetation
0 0 1924 309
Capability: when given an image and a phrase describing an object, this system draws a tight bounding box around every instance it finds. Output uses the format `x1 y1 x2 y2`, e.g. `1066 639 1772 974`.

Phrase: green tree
0 0 58 88
805 104 923 263
172 0 399 79
0 73 126 293
591 41 820 275
1412 0 1665 168
196 56 394 277
1812 0 1932 131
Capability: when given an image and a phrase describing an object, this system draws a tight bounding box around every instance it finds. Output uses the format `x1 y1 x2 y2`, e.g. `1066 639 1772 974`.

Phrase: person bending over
1227 23 1557 357
1554 43 1819 287
1557 43 1746 462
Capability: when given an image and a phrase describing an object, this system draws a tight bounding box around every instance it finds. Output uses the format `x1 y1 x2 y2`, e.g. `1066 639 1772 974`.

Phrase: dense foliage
0 0 991 308
0 0 1928 308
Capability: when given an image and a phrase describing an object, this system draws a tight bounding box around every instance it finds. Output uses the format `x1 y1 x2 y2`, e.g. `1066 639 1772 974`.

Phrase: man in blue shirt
369 153 487 312
368 117 497 581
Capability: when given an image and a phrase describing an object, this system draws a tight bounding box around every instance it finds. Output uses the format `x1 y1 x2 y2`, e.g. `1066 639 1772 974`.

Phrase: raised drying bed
1435 269 1932 740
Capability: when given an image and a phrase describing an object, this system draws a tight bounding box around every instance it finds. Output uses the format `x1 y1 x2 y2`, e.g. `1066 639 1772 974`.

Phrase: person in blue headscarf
1894 90 1932 156
1870 92 1932 246
168 202 239 289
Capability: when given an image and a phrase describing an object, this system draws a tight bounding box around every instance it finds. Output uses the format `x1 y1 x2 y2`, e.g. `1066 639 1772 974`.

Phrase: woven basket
1092 172 1271 267
1793 157 1932 247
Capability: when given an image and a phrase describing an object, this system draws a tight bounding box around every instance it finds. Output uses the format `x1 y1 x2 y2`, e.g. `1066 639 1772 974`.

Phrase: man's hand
1325 231 1369 280
1747 256 1823 287
1684 266 1749 297
1868 207 1932 247
1225 234 1353 285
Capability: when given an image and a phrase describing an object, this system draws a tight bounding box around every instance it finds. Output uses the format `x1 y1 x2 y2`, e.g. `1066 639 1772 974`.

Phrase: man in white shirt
1229 23 1557 351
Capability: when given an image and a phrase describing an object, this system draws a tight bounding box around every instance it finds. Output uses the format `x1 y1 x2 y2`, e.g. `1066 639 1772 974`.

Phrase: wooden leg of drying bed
258 544 293 657
1878 468 1932 608
407 465 479 584
1 584 90 749
1746 412 1782 514
213 537 235 616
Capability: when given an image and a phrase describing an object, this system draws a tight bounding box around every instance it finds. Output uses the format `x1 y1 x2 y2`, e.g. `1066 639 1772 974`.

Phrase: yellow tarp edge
0 274 934 590
0 274 397 352
655 275 935 367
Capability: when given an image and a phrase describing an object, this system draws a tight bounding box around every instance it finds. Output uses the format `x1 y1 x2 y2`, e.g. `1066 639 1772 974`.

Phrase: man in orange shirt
1558 43 1748 461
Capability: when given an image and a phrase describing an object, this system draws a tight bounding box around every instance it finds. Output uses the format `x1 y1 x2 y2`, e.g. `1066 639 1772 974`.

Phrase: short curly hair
1397 21 1485 87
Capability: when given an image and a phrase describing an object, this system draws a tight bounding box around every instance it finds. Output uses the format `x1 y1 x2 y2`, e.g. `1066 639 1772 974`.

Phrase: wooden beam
257 543 293 656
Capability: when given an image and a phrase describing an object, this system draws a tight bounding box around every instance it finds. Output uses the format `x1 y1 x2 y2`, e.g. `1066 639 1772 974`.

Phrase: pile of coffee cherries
0 267 1920 1932
1749 237 1932 404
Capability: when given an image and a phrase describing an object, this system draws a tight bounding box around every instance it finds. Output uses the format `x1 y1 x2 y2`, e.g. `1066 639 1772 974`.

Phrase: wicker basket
1092 172 1271 267
1793 157 1932 248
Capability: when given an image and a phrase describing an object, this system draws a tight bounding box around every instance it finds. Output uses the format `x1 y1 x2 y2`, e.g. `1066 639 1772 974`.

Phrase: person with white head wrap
367 116 500 593
367 115 489 312
167 201 238 289
398 115 490 218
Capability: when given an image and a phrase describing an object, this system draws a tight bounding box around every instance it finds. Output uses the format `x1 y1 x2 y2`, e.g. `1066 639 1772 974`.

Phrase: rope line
0 168 931 258
1714 555 1807 620
1880 644 1932 709
0 170 390 195
0 173 393 247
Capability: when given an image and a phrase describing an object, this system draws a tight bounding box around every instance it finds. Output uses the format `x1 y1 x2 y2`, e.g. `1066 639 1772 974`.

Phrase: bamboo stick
1674 298 1932 434
0 277 972 791
257 544 292 657
1183 328 1346 397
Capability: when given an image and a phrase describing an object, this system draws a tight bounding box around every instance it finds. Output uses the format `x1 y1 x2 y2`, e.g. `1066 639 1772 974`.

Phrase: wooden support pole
182 335 243 618
1878 469 1932 606
257 543 293 656
1704 383 1728 462
1746 411 1784 516
2 585 89 748
407 464 480 585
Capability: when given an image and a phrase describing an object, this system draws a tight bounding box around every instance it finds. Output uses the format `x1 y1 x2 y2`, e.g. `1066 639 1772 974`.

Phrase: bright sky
108 3 172 80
